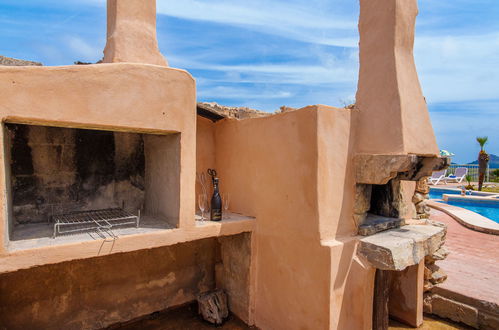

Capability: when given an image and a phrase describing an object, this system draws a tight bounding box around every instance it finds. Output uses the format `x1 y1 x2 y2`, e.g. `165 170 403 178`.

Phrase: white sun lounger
429 169 447 185
445 167 468 184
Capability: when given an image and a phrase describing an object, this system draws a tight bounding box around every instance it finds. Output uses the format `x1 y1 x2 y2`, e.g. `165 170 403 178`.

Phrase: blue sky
1 0 498 163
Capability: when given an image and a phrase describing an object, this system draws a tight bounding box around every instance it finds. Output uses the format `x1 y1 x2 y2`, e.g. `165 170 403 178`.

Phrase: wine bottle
210 177 222 221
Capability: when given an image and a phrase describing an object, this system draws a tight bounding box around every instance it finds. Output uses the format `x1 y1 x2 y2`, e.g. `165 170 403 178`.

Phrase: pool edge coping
428 200 499 236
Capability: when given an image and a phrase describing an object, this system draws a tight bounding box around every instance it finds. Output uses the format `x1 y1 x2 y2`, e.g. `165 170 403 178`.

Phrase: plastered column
389 260 425 327
103 0 168 66
355 0 438 156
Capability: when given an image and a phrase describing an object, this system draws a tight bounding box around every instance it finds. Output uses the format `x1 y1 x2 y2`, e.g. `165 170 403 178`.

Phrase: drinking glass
198 194 207 221
222 193 230 220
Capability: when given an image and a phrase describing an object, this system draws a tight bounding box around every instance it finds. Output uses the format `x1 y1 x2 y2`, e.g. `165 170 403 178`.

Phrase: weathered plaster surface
103 0 168 66
216 233 254 324
355 0 439 156
389 260 424 327
211 106 373 329
0 238 219 330
0 0 448 328
0 63 196 258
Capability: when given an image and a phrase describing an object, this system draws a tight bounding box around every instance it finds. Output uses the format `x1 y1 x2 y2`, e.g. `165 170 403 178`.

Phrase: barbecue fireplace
5 123 181 240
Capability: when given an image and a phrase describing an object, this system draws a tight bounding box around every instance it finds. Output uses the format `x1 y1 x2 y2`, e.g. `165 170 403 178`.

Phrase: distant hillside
468 154 499 168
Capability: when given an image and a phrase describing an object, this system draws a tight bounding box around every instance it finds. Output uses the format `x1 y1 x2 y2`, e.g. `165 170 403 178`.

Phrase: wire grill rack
52 208 140 238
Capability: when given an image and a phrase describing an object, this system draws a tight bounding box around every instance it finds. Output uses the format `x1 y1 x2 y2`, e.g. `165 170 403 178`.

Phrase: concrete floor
106 304 469 330
106 304 255 330
389 316 471 329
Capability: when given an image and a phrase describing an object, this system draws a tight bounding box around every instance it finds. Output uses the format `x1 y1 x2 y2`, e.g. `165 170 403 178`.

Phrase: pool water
446 200 499 224
428 188 464 200
429 187 499 224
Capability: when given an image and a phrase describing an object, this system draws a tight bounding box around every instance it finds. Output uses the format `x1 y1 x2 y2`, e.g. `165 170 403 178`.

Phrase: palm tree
476 136 490 191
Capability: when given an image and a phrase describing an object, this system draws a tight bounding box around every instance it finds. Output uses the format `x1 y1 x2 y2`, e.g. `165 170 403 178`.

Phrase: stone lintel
355 154 449 185
358 225 445 271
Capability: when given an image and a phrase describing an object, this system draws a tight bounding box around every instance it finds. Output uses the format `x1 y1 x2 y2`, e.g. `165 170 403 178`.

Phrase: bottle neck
213 178 220 194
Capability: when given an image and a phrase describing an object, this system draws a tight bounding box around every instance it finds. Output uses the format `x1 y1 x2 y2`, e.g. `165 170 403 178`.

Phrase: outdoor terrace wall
206 106 374 329
0 238 219 330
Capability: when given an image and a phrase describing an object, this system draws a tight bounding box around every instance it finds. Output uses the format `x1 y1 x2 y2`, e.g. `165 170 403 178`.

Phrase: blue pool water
429 188 499 223
446 200 499 224
428 188 463 200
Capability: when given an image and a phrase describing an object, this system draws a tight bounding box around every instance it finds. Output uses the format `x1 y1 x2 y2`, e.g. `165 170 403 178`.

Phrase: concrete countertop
1 212 255 274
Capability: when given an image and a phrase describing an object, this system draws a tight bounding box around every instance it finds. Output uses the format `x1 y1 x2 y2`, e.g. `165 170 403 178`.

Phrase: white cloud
156 0 358 47
65 36 101 60
197 85 292 100
415 32 499 103
170 56 357 85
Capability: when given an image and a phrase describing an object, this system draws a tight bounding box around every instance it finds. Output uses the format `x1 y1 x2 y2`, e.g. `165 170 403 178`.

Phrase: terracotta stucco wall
0 63 196 254
209 106 374 329
195 116 216 199
355 0 438 156
0 238 219 330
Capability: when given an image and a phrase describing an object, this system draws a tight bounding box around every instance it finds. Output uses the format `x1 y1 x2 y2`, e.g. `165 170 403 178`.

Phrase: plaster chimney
355 0 438 156
103 0 168 66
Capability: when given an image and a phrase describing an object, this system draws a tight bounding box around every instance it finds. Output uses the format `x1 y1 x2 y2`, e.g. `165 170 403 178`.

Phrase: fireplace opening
369 179 401 218
5 123 180 243
357 179 405 236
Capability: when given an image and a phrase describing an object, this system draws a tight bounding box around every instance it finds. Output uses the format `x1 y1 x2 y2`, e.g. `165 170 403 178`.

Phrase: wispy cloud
156 0 358 47
65 36 101 60
1 0 498 162
415 32 499 103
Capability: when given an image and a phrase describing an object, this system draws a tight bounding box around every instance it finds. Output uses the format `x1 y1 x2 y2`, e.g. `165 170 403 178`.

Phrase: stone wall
0 238 219 330
7 124 145 225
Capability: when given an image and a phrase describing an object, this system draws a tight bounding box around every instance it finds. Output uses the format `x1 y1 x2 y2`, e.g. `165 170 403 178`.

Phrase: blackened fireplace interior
4 123 180 242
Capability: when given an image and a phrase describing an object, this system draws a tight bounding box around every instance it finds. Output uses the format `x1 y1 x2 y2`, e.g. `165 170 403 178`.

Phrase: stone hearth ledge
358 225 445 271
0 213 255 274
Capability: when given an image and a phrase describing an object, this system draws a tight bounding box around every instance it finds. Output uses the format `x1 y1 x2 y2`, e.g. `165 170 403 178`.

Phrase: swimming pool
428 188 491 200
429 188 499 224
429 188 467 200
445 200 499 224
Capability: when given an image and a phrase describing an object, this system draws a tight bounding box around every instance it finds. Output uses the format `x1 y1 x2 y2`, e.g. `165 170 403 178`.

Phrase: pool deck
430 209 499 307
428 200 499 235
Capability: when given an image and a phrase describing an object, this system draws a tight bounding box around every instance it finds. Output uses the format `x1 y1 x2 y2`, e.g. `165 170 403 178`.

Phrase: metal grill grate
52 208 140 238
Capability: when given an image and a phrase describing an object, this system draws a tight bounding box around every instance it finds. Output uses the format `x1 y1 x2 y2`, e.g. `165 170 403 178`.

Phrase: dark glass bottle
210 178 222 221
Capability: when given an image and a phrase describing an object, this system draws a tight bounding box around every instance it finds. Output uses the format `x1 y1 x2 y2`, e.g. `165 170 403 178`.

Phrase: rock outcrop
0 55 42 66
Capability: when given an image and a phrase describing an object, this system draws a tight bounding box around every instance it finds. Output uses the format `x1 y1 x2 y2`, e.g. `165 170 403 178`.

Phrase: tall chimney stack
103 0 168 66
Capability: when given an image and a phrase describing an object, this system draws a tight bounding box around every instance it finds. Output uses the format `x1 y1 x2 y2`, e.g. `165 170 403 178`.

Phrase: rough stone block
423 293 433 313
415 178 430 194
197 289 229 325
478 312 499 330
358 225 445 271
430 268 447 285
431 294 479 328
358 214 404 236
353 213 367 229
412 192 425 204
423 282 433 293
355 154 417 185
355 154 449 185
430 246 449 261
216 233 252 324
415 201 427 214
354 184 372 214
